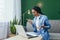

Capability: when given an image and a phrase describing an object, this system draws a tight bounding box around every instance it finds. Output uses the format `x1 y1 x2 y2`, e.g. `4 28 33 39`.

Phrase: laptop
15 25 38 39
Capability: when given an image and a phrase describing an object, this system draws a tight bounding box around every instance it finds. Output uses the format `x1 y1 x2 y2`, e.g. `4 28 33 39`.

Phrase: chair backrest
49 20 60 33
26 20 60 33
26 22 33 32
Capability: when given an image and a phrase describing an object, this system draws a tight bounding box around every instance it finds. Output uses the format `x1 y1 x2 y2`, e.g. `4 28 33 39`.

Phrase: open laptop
15 25 38 39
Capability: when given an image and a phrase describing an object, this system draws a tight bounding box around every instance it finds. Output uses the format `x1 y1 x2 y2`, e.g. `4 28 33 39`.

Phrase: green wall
21 0 60 26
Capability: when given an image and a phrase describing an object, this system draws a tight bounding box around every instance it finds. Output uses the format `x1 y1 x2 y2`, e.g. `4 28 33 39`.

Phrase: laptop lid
15 25 28 38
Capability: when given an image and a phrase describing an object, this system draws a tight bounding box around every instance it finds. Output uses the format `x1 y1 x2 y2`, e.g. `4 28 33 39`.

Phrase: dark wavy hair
32 6 43 15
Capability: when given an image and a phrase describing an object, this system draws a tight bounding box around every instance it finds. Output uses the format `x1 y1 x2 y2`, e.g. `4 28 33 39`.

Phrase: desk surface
4 35 42 40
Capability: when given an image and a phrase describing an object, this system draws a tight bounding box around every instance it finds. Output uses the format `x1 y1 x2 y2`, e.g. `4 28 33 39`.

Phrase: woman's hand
27 19 32 24
41 26 45 29
36 26 41 31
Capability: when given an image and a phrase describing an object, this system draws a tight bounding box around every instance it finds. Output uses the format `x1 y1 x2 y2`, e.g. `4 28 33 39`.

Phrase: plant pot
10 26 16 34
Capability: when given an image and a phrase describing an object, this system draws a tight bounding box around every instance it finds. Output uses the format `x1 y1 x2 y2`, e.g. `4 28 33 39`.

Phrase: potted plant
10 16 21 34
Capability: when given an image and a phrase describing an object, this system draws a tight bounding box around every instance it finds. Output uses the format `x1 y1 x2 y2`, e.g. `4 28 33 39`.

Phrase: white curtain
0 0 21 39
0 0 5 22
0 0 21 22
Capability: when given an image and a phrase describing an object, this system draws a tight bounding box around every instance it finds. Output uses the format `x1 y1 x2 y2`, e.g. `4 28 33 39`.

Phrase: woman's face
32 9 38 16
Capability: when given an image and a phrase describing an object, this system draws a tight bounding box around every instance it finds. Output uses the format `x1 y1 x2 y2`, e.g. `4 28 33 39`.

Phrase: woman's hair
32 6 43 14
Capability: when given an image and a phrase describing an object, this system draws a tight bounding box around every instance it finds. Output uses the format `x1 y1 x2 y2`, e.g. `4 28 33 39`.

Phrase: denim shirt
32 15 51 40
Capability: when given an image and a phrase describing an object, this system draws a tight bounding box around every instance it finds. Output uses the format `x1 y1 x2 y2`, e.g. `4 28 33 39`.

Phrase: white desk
4 35 42 40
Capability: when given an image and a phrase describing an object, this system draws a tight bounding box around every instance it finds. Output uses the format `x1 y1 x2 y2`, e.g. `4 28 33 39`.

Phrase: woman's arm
32 18 37 32
41 16 51 29
28 18 37 32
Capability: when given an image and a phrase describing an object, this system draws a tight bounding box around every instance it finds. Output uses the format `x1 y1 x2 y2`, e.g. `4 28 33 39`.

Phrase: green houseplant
10 16 21 34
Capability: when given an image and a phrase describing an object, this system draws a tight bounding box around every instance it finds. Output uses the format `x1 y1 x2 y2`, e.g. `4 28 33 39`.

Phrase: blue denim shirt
32 15 51 40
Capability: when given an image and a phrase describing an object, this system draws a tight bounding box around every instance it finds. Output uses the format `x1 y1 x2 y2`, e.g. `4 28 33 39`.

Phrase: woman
29 6 51 40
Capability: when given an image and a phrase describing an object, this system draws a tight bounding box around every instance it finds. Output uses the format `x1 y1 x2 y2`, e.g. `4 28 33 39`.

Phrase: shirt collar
35 14 42 19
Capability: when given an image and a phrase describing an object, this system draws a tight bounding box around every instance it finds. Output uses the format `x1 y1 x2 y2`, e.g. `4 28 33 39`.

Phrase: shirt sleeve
44 16 51 29
32 18 37 32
